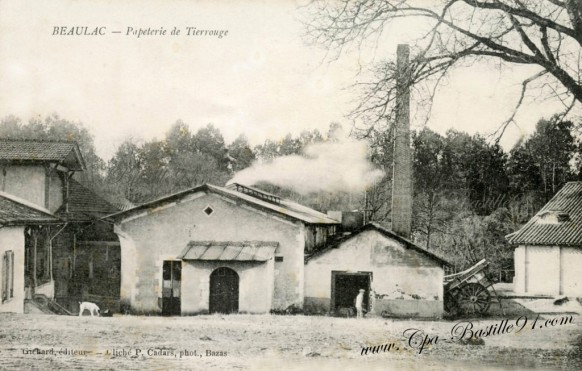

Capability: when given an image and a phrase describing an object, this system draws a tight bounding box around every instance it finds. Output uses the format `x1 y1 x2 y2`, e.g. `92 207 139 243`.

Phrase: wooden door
209 267 239 314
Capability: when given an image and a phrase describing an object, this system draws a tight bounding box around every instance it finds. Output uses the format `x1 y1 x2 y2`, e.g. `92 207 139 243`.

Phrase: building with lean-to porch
0 139 121 314
108 183 340 315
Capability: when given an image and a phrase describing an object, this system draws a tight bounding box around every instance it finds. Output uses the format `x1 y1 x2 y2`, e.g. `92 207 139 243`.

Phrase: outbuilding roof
507 182 582 246
0 139 86 170
178 241 278 261
106 183 340 225
0 191 59 226
305 222 451 266
55 179 119 221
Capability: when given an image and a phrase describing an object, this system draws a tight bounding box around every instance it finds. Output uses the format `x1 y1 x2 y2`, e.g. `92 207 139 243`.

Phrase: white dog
78 301 100 317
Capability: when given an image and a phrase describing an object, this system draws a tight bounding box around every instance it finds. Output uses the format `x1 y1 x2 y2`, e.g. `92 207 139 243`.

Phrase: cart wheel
457 283 491 315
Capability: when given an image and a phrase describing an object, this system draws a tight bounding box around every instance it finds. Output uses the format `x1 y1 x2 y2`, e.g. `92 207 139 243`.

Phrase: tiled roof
0 139 85 170
0 191 59 225
178 241 278 261
55 179 119 221
507 182 582 246
107 183 340 225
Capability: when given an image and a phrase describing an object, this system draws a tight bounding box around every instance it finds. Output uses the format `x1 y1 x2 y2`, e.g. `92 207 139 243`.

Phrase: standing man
355 289 365 318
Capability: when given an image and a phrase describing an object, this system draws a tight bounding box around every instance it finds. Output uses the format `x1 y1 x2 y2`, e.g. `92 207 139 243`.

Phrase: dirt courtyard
0 312 580 370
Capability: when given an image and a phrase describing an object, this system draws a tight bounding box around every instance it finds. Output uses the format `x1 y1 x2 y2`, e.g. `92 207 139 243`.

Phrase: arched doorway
209 267 239 314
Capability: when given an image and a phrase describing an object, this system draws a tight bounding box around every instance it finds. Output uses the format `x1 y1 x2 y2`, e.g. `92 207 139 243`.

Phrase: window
203 205 214 216
2 250 14 302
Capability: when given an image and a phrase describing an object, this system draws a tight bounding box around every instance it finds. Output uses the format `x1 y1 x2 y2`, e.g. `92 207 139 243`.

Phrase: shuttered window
2 251 14 302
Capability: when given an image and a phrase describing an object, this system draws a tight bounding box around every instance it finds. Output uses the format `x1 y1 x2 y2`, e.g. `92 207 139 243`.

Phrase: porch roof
0 191 59 226
178 241 278 261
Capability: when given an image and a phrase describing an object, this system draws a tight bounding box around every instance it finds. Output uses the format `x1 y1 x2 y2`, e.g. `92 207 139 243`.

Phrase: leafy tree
527 116 576 198
507 138 542 194
227 135 256 172
138 140 172 200
439 131 509 214
298 129 324 147
104 121 233 203
357 126 394 223
104 139 143 203
193 124 229 169
412 129 451 248
254 129 326 161
431 208 515 273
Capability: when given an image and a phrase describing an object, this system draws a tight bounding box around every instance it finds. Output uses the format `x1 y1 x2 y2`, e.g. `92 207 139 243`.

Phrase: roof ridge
305 222 450 266
106 183 340 225
0 138 78 145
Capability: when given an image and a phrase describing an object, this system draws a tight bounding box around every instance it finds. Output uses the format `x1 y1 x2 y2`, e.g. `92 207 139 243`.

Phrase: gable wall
305 229 443 318
115 191 305 314
514 245 582 296
0 227 25 313
1 165 46 208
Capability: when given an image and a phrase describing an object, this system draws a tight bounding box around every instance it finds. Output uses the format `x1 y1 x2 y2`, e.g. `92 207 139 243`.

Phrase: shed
507 182 582 297
304 223 449 318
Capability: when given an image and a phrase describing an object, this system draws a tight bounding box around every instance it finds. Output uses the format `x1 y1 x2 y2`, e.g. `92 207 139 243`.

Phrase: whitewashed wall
0 227 25 313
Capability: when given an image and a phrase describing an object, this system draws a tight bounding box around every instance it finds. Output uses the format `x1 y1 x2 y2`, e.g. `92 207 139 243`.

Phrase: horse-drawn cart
444 259 503 316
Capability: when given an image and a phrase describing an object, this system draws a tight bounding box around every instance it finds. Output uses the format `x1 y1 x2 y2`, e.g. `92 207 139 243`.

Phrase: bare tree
304 0 582 137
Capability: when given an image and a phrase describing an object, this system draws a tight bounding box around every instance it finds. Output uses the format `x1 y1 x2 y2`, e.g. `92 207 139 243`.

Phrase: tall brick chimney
391 44 413 239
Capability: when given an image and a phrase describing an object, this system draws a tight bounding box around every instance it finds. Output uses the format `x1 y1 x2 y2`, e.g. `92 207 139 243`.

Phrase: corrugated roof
0 191 59 225
178 241 278 261
0 139 85 170
507 182 582 246
107 183 340 225
55 179 120 221
305 222 451 266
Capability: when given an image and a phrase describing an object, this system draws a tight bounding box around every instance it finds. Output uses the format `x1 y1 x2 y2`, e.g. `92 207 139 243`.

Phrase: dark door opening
331 271 372 315
209 267 239 314
162 260 181 316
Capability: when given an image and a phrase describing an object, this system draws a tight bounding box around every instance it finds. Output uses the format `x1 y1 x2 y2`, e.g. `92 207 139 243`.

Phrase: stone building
109 183 448 317
109 183 339 315
304 223 447 318
508 182 582 297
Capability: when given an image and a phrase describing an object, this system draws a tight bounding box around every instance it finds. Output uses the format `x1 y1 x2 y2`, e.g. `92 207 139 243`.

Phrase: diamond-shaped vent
203 206 214 216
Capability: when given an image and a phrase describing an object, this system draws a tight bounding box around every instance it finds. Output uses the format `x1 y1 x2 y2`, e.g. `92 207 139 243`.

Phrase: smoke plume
227 140 384 194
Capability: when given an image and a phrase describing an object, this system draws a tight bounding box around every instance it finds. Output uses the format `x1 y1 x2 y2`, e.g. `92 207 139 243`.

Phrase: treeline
408 116 580 272
1 114 580 273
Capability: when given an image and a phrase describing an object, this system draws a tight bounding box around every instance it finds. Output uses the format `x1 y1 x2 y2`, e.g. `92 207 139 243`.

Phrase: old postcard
0 0 580 370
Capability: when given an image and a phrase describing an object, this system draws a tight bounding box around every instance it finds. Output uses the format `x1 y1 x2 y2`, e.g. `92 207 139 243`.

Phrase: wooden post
33 230 37 289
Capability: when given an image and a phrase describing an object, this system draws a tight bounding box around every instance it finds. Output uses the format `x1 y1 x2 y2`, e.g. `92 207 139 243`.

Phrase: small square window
275 256 284 262
203 206 214 216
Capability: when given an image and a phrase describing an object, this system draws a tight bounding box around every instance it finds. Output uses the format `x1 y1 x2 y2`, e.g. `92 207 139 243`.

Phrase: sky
0 0 577 160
